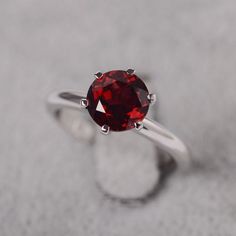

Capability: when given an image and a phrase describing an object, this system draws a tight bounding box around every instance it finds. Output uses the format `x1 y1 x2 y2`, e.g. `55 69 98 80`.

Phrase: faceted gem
87 70 150 131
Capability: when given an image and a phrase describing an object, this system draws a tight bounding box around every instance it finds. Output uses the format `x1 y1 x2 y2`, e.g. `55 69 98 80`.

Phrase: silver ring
47 69 191 201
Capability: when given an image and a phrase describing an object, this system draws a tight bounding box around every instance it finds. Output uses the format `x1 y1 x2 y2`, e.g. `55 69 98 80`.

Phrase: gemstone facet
87 70 150 132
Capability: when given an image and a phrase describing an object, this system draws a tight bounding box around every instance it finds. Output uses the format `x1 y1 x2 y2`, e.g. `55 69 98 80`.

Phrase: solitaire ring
47 69 191 200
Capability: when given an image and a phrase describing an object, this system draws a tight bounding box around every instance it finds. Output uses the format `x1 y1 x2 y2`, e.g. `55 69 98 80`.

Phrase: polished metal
47 90 191 171
147 94 157 105
134 121 144 131
101 125 110 135
94 71 103 79
80 98 89 108
126 69 135 75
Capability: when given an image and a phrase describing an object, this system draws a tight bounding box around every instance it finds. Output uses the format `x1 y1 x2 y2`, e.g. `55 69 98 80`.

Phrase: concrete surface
0 0 236 235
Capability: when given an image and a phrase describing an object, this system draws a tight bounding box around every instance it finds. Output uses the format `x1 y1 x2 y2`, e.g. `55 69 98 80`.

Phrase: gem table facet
87 70 150 132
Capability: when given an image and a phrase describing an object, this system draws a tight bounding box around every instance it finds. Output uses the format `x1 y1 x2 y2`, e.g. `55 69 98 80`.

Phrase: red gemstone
87 70 150 131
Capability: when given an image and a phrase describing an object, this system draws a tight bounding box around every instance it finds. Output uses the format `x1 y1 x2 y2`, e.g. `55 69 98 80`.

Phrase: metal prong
147 94 157 105
101 125 110 135
94 71 103 79
134 122 144 131
127 69 135 75
80 98 89 108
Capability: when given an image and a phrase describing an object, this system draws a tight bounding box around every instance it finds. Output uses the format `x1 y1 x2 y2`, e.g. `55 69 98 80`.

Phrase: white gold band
47 90 191 171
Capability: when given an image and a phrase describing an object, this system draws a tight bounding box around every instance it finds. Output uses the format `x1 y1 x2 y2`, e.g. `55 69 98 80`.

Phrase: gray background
0 0 236 235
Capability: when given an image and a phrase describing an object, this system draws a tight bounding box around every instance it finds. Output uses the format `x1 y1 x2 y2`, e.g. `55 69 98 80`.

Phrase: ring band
47 70 191 200
48 90 190 170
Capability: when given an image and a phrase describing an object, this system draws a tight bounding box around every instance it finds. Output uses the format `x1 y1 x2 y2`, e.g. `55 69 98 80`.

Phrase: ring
47 69 191 200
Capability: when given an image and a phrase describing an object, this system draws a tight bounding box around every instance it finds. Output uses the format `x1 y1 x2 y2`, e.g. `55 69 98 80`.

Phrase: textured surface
0 0 236 235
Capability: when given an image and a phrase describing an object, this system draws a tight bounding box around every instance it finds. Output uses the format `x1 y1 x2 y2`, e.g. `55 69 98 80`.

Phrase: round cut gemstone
87 70 150 131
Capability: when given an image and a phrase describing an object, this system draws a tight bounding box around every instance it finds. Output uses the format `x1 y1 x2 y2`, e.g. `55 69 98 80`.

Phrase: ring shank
47 91 191 171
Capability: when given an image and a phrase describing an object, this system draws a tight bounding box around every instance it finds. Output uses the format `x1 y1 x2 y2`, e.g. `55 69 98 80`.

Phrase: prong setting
134 122 144 131
101 125 110 135
80 98 89 108
94 71 103 79
147 93 157 105
87 70 149 131
127 69 135 75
